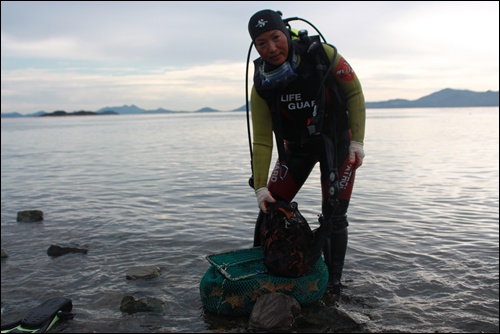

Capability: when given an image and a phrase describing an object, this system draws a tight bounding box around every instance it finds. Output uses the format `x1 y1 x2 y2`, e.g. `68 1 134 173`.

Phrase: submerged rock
17 210 44 222
120 295 164 314
126 265 161 280
299 302 368 333
47 245 89 257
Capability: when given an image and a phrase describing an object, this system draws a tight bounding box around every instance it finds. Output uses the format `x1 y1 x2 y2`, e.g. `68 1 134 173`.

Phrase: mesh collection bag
260 201 333 278
199 247 328 316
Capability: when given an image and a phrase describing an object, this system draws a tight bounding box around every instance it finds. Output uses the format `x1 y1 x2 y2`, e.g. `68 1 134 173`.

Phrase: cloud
1 1 498 114
1 61 247 112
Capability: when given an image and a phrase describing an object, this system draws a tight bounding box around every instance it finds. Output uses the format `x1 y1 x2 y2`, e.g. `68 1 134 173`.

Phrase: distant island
1 88 498 118
364 88 498 109
39 110 118 117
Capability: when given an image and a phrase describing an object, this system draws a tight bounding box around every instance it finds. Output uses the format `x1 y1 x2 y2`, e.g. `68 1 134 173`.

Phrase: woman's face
254 29 289 66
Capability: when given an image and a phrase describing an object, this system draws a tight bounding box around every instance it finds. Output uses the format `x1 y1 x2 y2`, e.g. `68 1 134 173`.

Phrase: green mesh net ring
199 247 328 316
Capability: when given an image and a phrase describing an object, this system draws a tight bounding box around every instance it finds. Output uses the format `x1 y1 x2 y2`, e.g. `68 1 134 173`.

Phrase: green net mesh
199 247 328 316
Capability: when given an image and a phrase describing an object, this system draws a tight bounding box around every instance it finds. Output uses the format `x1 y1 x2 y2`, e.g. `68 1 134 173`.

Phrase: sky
1 1 499 115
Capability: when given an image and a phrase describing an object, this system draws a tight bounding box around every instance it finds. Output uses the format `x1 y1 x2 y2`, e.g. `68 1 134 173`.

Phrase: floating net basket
199 247 328 316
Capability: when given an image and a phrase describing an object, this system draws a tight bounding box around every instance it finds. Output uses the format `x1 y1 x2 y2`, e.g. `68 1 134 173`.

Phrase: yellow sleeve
324 45 366 143
250 85 274 190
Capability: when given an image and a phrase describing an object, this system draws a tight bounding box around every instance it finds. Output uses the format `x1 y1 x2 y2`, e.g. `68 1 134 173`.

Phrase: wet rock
126 265 161 280
249 292 301 332
120 295 164 314
47 245 89 257
1 248 8 258
17 210 44 222
301 303 367 332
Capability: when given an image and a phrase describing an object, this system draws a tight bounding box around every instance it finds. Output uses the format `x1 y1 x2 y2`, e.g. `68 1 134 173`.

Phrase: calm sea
1 108 498 333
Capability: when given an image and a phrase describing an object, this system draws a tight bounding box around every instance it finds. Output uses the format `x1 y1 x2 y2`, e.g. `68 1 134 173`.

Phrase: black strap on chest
304 34 337 137
270 30 338 164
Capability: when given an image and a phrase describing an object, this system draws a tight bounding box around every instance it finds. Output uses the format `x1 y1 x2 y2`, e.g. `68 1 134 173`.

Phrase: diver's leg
322 214 348 293
320 130 358 293
253 146 317 246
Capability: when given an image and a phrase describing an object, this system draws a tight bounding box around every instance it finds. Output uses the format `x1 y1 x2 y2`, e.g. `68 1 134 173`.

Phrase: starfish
296 279 320 294
209 285 224 297
248 288 266 301
275 281 296 292
307 279 320 292
258 279 277 292
223 293 245 310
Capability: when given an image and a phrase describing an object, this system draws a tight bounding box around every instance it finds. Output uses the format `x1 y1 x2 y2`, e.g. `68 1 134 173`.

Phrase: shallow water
1 108 498 333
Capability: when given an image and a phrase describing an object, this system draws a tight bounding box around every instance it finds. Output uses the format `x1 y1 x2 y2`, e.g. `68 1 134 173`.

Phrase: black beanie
248 9 289 42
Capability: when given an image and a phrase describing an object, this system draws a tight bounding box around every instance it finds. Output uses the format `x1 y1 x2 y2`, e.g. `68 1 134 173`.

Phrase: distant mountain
365 88 498 108
1 110 116 118
2 88 498 118
196 107 218 112
233 105 247 112
96 104 171 115
233 88 499 111
1 112 24 118
40 110 118 117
